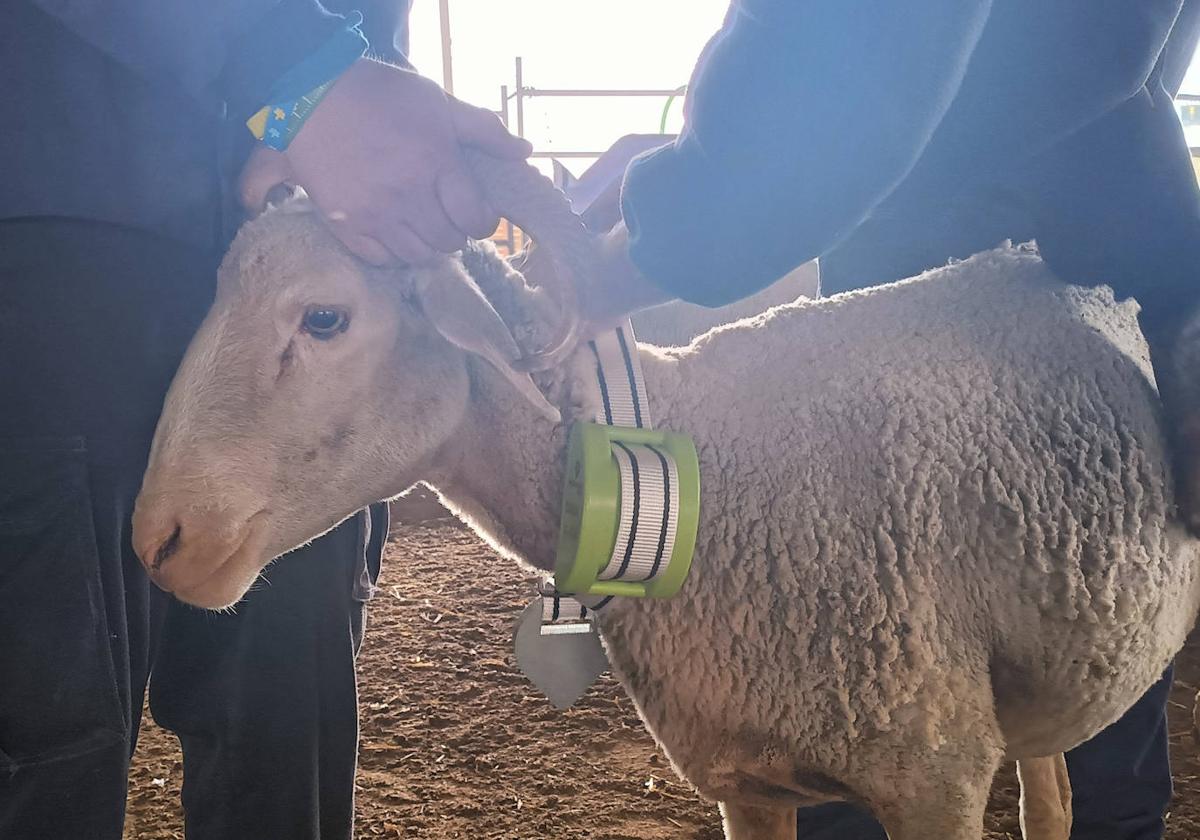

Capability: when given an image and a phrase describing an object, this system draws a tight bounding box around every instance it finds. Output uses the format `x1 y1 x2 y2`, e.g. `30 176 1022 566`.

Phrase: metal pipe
438 0 454 94
515 57 526 139
513 88 685 97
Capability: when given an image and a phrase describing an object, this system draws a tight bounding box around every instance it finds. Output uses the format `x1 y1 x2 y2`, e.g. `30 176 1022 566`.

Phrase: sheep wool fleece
586 246 1200 820
200 211 1200 835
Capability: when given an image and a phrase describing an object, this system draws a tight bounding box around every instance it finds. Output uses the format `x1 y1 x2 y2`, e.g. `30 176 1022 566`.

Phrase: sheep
132 160 1200 840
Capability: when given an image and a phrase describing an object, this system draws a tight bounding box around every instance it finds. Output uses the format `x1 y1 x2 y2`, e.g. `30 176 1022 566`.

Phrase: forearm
622 0 993 307
1159 0 1199 95
900 0 1185 203
29 0 355 116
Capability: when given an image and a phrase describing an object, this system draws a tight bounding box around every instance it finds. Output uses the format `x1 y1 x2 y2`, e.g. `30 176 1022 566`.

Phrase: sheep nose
150 523 184 571
132 513 185 580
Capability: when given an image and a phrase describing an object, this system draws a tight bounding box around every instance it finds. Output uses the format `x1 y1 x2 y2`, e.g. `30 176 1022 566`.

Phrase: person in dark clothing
0 1 528 837
577 2 1200 839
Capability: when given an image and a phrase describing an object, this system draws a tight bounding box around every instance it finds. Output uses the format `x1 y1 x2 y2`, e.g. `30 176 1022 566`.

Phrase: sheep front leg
719 801 797 840
1017 754 1072 840
870 758 998 840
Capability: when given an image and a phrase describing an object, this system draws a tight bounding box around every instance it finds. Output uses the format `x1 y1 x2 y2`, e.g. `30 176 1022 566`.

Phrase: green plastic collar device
555 423 699 598
551 324 700 601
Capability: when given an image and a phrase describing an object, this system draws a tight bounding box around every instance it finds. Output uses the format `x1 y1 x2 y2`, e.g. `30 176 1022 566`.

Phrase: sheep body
437 243 1200 837
586 246 1200 824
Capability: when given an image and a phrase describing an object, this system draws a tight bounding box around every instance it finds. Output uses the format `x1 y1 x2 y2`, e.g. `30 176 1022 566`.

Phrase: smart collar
551 321 700 610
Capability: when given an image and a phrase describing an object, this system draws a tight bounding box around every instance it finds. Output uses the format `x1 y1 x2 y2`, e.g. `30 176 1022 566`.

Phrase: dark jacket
622 0 1194 307
3 1 359 251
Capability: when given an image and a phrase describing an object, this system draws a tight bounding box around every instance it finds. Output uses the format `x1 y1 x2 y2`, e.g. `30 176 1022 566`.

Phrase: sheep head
133 157 596 609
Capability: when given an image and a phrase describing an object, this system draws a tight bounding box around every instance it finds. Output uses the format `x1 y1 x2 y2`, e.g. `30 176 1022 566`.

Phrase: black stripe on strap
551 593 562 621
615 327 644 428
643 444 671 582
592 595 615 611
612 442 641 580
588 340 614 425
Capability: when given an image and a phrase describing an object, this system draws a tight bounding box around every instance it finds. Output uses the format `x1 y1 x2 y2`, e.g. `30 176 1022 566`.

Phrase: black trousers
0 218 385 839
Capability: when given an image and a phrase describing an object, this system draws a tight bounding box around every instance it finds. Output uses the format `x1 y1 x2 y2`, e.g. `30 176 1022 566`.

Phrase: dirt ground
125 514 1200 839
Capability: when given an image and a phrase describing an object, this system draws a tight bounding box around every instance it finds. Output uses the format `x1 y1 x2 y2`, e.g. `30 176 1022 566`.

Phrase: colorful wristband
267 12 368 103
247 77 336 150
245 11 367 149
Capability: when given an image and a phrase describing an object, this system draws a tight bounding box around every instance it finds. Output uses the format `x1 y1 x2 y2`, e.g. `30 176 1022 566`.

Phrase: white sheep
133 162 1200 840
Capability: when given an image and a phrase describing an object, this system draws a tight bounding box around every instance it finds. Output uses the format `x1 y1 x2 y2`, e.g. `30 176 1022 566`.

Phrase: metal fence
488 57 685 255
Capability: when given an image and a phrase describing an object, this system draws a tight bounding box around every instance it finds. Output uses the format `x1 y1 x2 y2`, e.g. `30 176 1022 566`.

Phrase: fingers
450 99 532 160
334 230 394 267
581 177 624 234
378 224 436 265
406 197 468 254
259 77 522 262
238 147 295 214
324 196 456 266
437 167 500 240
332 173 493 265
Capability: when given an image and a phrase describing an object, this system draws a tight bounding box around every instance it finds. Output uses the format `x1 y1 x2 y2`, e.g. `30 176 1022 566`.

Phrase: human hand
575 222 672 335
579 175 623 234
239 59 532 265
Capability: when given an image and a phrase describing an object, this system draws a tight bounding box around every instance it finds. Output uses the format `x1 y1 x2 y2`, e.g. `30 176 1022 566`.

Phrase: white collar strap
588 324 652 429
541 320 697 624
516 321 700 708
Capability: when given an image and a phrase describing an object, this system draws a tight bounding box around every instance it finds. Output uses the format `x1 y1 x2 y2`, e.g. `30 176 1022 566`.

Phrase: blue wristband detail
267 11 368 104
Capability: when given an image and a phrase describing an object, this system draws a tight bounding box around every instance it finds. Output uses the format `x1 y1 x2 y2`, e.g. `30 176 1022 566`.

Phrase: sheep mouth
170 510 273 609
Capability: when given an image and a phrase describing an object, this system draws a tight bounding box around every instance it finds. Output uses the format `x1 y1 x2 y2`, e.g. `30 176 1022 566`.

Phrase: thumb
239 146 297 214
449 99 533 160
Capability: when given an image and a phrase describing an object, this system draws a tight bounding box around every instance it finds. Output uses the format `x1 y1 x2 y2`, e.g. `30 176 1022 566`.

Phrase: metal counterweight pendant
513 600 609 710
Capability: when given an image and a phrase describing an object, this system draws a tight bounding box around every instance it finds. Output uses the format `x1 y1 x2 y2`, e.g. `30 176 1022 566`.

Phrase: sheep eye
302 307 348 339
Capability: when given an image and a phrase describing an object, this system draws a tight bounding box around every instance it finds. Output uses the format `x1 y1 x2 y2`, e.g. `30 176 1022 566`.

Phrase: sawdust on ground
124 518 1200 839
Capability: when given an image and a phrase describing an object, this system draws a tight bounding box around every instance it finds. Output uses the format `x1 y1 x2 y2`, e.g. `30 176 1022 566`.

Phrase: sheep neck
427 356 577 573
430 341 687 576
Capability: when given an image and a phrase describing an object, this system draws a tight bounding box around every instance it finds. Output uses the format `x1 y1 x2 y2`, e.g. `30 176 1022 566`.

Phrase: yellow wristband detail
245 78 336 150
246 106 271 141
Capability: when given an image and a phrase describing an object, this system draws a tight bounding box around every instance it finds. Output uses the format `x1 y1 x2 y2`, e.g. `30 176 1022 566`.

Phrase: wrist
265 15 368 104
245 17 368 150
587 223 672 327
219 2 361 124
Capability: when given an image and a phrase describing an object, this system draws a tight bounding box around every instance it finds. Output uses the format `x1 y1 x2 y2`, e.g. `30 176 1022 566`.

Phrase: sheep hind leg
1017 754 1072 840
719 801 797 840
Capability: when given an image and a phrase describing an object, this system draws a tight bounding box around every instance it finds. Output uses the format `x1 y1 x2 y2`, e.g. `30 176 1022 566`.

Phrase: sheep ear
418 268 561 423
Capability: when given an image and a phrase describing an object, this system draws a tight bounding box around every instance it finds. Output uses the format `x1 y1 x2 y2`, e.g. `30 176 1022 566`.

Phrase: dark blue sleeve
28 1 357 118
620 0 994 307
